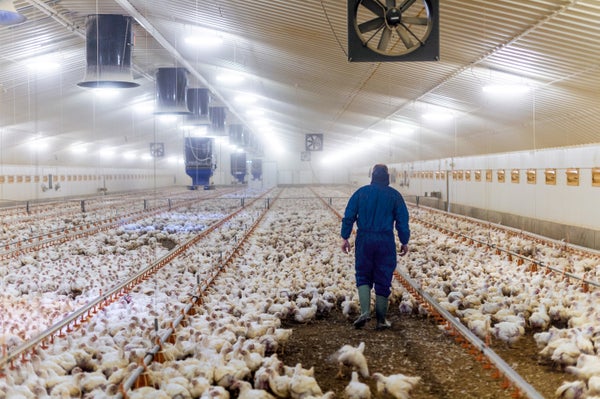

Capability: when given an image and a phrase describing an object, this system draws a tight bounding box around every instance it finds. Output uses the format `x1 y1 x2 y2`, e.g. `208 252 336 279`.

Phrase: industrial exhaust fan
347 0 439 62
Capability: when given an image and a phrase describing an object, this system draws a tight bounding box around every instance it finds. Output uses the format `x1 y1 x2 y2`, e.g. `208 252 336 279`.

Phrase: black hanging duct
186 88 210 124
209 106 227 135
0 1 26 25
155 67 190 114
78 14 139 88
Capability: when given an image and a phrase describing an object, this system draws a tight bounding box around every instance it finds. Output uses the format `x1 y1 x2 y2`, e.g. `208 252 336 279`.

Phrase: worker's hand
341 239 351 254
399 244 409 257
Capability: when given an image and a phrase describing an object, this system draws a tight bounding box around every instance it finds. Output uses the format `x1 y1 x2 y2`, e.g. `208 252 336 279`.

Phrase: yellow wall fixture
511 169 520 183
497 169 505 183
475 170 482 182
465 170 471 181
592 167 600 187
527 169 536 184
545 168 556 185
486 169 492 182
566 168 579 187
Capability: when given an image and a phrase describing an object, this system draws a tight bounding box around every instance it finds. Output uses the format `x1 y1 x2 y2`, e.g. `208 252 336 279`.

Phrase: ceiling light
123 151 137 160
235 93 258 105
422 111 454 122
100 147 115 158
184 33 223 47
482 84 531 95
216 71 245 85
27 57 60 72
70 143 88 154
0 0 26 25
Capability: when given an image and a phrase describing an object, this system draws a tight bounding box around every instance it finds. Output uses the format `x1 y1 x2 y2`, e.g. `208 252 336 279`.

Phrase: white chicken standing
331 342 369 378
372 372 421 399
343 371 371 399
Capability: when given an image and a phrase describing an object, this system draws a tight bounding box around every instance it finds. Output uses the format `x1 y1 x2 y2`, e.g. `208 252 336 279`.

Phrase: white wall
0 164 178 202
368 144 600 231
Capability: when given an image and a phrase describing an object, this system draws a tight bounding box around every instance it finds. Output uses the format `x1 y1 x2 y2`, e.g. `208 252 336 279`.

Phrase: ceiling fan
347 0 439 62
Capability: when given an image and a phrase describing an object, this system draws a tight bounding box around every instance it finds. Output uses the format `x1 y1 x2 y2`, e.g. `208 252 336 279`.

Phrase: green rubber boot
375 295 391 330
353 285 371 329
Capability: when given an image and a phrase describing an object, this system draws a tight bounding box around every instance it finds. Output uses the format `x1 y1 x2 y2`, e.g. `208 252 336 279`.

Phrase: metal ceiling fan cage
348 0 439 62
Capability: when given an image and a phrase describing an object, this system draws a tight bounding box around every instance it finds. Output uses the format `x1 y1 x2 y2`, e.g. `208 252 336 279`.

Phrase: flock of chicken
1 187 421 398
2 184 599 398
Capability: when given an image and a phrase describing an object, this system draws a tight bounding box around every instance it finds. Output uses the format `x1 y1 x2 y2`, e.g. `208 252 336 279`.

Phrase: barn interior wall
349 144 600 250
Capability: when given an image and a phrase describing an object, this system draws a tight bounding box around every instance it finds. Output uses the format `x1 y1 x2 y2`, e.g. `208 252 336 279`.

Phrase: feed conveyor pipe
116 190 281 398
395 270 545 399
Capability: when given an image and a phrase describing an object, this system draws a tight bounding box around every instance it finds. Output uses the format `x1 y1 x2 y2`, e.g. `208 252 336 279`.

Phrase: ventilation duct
0 0 25 25
209 106 227 135
77 14 138 88
184 137 214 189
228 124 246 147
155 67 189 114
230 152 247 184
186 88 210 125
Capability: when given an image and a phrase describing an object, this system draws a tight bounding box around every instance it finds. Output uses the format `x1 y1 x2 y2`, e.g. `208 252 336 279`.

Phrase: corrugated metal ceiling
0 0 599 167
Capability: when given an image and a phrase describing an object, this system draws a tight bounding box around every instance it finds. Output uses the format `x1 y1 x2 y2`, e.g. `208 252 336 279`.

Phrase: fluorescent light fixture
422 111 454 122
235 93 258 105
27 57 60 72
391 125 415 135
70 143 88 154
216 71 245 85
482 84 531 95
246 108 264 117
123 151 137 160
100 147 115 158
184 32 223 47
31 136 49 151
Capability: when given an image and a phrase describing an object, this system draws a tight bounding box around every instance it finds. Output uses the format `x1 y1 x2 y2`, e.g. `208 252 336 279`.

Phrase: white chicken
232 379 276 399
343 371 371 399
331 342 369 378
555 380 587 399
491 321 524 347
372 372 421 399
289 363 323 399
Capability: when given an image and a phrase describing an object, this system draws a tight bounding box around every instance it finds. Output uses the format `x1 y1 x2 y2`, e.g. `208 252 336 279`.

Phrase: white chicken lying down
331 341 369 378
372 372 421 399
344 371 371 399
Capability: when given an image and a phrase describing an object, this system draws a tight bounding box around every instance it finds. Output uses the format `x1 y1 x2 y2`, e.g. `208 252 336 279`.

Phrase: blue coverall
340 170 410 297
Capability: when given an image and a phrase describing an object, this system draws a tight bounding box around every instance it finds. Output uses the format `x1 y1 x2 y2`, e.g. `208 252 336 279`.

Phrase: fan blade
396 26 415 48
399 0 417 13
386 0 396 8
402 16 429 25
378 27 392 51
359 0 386 17
359 17 385 33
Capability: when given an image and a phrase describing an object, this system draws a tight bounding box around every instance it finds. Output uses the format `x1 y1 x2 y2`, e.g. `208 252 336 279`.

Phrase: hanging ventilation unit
186 88 211 125
78 14 139 88
155 67 189 114
209 106 227 136
184 137 214 189
0 0 26 25
229 124 249 147
251 159 263 181
230 152 247 184
347 0 439 62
